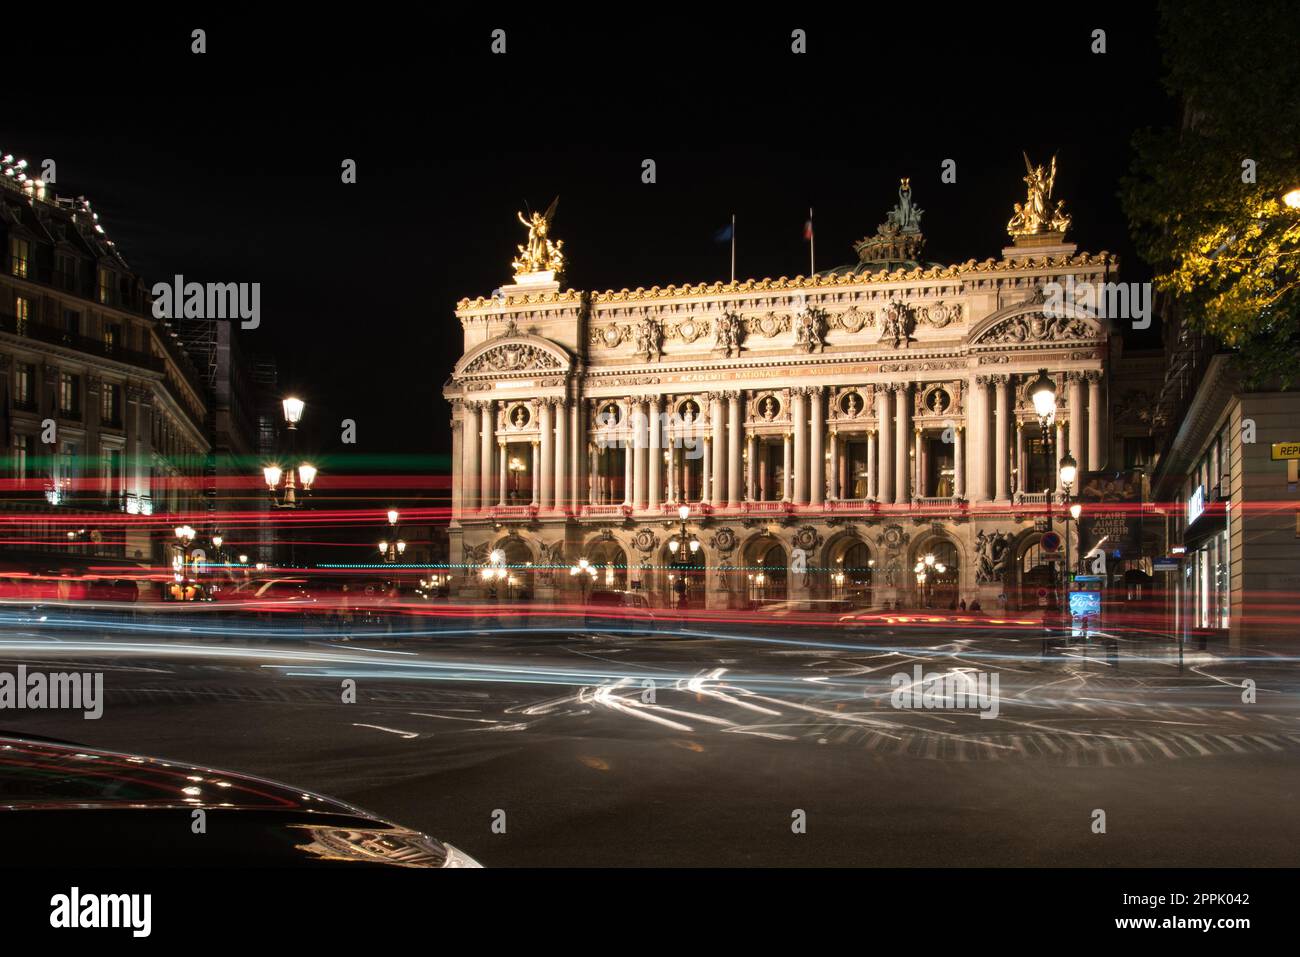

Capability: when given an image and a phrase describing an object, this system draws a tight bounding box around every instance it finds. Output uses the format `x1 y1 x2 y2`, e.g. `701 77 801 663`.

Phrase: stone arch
821 529 876 606
486 533 538 600
742 532 788 606
907 529 963 609
581 532 630 591
453 333 572 380
1012 527 1058 611
967 297 1108 346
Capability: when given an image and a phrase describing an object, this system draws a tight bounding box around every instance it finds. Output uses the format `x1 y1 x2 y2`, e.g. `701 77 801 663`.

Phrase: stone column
702 435 713 503
916 428 926 497
570 398 583 510
683 443 694 502
1068 373 1086 475
480 401 495 512
588 442 598 505
876 386 893 503
499 441 508 506
539 401 554 509
746 433 757 501
995 375 1011 501
667 440 676 503
782 432 793 500
1015 421 1026 497
649 395 662 511
793 390 809 504
894 384 910 504
1055 421 1067 495
727 392 742 506
462 402 479 512
624 407 635 505
554 398 568 512
809 387 824 506
967 376 989 502
1087 372 1105 471
759 441 768 500
449 401 464 519
828 430 839 500
709 394 725 504
954 426 965 499
866 430 877 500
531 440 541 505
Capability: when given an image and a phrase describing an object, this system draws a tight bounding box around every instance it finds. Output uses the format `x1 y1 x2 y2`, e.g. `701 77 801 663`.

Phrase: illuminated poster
1077 469 1143 559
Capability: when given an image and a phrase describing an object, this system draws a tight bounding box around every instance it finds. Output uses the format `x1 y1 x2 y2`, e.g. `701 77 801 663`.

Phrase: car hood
0 736 480 867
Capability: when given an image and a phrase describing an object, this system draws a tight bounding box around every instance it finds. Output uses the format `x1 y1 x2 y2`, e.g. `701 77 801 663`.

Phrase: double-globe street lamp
913 552 948 608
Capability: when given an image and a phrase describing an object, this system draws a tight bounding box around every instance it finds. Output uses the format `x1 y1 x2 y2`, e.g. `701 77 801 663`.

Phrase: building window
55 253 78 291
60 441 80 491
14 363 35 409
12 435 30 480
102 447 124 500
63 309 80 337
103 322 121 352
97 267 114 305
58 372 80 417
14 296 30 335
9 237 31 278
101 383 120 426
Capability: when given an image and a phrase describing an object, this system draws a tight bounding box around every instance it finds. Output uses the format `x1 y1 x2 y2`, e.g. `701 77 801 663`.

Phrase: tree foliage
1122 0 1300 387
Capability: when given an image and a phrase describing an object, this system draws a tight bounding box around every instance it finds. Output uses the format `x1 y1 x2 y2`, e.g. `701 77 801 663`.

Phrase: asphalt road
3 613 1298 866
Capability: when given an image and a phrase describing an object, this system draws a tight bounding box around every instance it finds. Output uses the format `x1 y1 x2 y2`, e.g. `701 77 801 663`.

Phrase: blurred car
0 734 480 867
584 589 656 632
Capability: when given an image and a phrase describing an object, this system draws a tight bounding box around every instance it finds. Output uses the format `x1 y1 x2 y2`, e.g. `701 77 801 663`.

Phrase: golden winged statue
511 196 565 278
1007 152 1072 237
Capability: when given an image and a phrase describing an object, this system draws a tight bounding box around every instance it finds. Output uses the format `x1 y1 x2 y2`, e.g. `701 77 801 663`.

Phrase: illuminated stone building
444 166 1134 610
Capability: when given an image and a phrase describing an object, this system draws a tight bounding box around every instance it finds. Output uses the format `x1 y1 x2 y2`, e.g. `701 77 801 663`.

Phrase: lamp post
668 503 700 608
912 552 947 608
1029 369 1061 624
378 509 406 564
262 396 317 567
480 548 508 599
508 455 526 504
569 556 597 602
1060 452 1078 631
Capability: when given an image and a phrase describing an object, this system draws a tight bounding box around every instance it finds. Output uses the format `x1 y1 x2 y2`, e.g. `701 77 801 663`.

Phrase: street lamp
508 455 526 503
282 396 305 429
480 548 508 598
379 509 406 563
1283 187 1300 210
668 504 701 608
265 462 318 508
1059 452 1078 629
378 539 407 562
570 556 597 601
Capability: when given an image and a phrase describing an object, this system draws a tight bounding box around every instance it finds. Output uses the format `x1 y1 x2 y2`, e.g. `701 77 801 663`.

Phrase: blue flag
713 223 734 243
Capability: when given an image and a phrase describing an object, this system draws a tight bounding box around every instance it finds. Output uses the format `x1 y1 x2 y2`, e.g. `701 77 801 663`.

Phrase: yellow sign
1271 441 1300 461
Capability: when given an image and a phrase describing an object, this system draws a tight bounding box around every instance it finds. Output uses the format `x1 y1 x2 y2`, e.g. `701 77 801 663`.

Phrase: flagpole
809 207 815 276
730 213 736 284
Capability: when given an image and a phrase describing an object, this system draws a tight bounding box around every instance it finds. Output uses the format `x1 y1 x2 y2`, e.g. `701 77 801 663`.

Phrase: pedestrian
959 598 967 612
970 598 982 612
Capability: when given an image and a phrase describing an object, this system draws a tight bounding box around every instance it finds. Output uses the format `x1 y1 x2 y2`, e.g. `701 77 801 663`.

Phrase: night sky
6 8 1173 461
